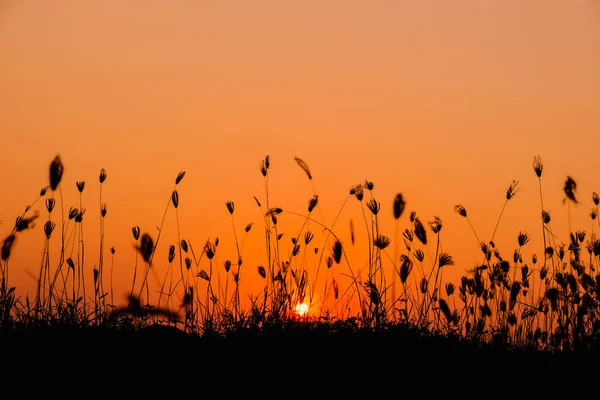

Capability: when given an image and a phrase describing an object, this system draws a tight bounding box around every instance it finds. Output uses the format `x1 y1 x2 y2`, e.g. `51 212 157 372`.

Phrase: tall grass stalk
98 168 107 315
137 171 185 306
533 155 548 272
74 181 87 316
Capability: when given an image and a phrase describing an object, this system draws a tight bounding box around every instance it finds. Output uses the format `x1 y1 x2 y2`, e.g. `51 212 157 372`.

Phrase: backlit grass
1 154 600 358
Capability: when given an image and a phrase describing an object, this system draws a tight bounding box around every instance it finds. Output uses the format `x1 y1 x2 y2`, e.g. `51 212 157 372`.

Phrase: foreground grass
1 154 600 366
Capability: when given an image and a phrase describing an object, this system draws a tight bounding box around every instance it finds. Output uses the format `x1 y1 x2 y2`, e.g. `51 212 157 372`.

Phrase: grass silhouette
1 153 600 368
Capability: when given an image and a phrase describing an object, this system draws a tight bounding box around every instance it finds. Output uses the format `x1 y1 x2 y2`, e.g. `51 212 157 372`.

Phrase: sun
295 302 309 317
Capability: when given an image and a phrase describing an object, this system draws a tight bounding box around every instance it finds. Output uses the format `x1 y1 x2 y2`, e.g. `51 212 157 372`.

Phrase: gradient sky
1 1 599 313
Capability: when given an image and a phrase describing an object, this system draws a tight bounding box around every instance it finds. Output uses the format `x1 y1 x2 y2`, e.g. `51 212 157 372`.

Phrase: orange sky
1 1 599 315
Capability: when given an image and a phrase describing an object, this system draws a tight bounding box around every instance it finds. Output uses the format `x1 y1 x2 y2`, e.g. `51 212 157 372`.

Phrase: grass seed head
175 171 185 185
75 208 85 223
366 199 380 215
44 221 55 239
168 245 175 263
400 256 413 284
409 211 416 222
332 240 343 264
506 180 520 200
171 190 179 209
413 218 427 245
592 239 600 256
76 181 85 193
99 168 107 183
1 235 16 260
373 234 391 250
563 176 578 204
260 155 270 176
420 277 428 294
137 233 154 263
326 256 333 269
308 195 318 213
132 226 140 241
304 231 314 245
428 216 442 234
533 155 543 178
542 210 551 224
350 184 364 201
414 249 425 262
68 207 78 220
266 207 282 216
49 155 64 191
198 270 209 281
258 266 266 278
439 299 452 321
518 231 530 246
438 252 454 268
15 212 39 232
393 193 406 219
294 157 312 180
226 201 234 215
204 241 215 259
454 204 467 217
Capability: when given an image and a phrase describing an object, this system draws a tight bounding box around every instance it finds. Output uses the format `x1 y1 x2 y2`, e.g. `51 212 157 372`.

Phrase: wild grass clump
1 153 600 358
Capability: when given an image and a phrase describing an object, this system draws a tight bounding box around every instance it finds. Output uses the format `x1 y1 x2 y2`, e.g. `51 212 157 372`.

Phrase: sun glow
295 302 309 317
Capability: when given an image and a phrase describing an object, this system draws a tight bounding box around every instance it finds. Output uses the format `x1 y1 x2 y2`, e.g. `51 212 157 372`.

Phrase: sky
1 0 599 315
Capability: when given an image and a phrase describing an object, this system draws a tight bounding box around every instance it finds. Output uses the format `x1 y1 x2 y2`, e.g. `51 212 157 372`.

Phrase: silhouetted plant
3 153 600 357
